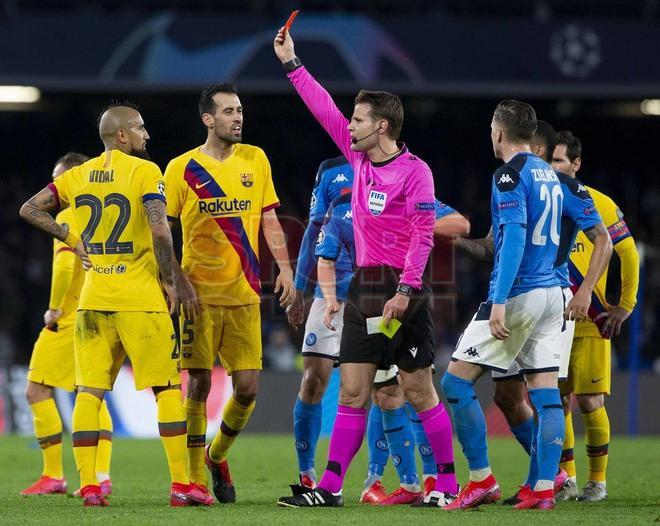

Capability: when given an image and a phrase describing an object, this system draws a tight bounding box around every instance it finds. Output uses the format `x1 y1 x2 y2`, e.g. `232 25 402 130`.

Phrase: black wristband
283 56 302 73
396 283 414 297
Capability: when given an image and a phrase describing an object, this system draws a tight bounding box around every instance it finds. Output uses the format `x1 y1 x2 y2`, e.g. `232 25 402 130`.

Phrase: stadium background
0 1 659 438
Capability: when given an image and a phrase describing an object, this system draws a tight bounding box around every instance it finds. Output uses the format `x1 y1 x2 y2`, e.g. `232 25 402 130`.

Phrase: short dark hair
55 152 90 170
97 99 140 129
493 100 537 142
531 120 557 163
556 130 582 162
354 90 404 140
199 83 238 118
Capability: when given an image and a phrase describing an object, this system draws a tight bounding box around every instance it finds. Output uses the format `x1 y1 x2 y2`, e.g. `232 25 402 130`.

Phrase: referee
274 27 457 508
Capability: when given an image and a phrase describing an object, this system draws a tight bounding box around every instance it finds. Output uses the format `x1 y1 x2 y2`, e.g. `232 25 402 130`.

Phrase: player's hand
565 287 591 321
275 269 295 308
274 26 296 63
489 303 510 340
175 270 199 320
323 299 342 331
286 290 305 327
74 241 92 270
382 293 410 329
43 308 62 329
599 305 631 337
162 280 179 316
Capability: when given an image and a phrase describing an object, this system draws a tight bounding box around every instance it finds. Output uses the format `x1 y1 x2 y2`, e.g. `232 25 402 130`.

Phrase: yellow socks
156 389 189 485
209 396 255 462
31 398 63 479
96 400 113 480
72 392 102 488
560 411 576 478
584 407 610 482
184 398 207 484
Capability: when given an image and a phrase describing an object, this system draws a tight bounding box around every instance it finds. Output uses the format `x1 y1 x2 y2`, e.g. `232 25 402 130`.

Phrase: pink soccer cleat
514 488 555 510
377 486 422 506
20 476 67 496
443 475 501 510
360 480 388 504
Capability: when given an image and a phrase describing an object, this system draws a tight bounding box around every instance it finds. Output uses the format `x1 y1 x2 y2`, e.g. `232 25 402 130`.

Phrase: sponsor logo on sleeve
415 202 435 211
498 200 519 210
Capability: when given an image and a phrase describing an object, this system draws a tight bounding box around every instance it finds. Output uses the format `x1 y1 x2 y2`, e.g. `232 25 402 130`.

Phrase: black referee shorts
339 266 435 372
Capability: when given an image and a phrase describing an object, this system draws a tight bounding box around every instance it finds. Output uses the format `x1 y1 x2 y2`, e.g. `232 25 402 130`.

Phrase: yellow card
378 318 401 339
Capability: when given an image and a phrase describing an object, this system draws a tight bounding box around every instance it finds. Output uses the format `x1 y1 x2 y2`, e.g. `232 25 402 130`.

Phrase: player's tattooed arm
144 199 175 284
19 187 67 240
565 222 612 321
454 227 494 262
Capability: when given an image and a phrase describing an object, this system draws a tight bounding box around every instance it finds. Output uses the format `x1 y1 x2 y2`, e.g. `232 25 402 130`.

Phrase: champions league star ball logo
550 24 601 79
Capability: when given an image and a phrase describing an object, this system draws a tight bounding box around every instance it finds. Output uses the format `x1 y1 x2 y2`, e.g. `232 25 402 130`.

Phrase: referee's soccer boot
514 488 555 510
277 487 344 507
205 447 236 503
80 484 109 507
20 476 68 496
442 475 501 510
577 481 607 502
555 477 578 501
411 490 457 508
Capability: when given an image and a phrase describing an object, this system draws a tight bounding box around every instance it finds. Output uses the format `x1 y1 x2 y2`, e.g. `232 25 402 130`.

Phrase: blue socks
382 405 419 486
366 404 388 485
510 417 534 455
528 388 565 489
405 402 437 476
526 415 540 488
293 398 322 473
441 372 489 470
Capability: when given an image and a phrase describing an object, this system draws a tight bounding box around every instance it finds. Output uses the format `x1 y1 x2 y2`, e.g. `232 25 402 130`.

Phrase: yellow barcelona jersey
165 144 279 306
50 207 84 324
50 150 168 312
569 185 638 338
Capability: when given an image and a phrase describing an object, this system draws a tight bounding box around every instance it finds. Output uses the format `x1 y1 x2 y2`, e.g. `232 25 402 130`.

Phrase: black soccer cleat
205 447 236 503
277 487 344 507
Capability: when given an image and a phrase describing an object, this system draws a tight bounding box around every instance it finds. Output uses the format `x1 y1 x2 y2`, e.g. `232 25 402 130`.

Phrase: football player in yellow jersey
21 152 114 498
165 84 295 503
551 130 640 502
20 103 211 507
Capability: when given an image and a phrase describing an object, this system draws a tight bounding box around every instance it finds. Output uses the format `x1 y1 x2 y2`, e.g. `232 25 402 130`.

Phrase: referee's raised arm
273 27 355 162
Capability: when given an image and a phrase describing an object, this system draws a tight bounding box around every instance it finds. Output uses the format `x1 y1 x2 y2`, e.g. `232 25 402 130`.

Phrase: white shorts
302 298 345 360
492 287 574 381
454 287 564 376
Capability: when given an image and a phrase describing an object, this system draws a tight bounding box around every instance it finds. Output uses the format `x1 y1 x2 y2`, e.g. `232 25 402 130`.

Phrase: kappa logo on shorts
305 333 317 346
368 190 387 216
463 347 480 358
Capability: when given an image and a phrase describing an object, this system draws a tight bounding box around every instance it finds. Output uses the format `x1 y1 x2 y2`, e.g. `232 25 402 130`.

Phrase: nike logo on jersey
195 180 211 189
332 173 348 183
409 347 418 358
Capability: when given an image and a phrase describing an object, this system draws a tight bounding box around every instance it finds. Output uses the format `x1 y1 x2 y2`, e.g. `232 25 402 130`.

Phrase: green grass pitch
1 434 659 525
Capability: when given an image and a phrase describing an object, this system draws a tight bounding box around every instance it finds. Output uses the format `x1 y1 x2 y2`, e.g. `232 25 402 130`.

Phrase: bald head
97 105 150 159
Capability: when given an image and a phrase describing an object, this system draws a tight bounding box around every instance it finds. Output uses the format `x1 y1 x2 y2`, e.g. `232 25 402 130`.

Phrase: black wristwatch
283 56 302 73
396 283 413 297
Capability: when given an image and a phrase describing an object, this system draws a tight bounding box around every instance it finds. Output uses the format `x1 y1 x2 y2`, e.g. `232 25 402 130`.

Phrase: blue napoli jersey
553 173 602 287
294 156 354 295
488 152 563 301
314 192 355 302
435 199 457 219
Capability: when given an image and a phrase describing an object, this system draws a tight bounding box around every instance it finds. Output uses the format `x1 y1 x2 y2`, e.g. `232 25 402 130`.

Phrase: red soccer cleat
360 480 388 504
300 474 316 489
423 476 437 497
170 482 215 507
377 486 423 506
80 484 109 507
442 475 501 510
514 488 555 510
20 476 68 496
74 478 112 498
554 468 569 494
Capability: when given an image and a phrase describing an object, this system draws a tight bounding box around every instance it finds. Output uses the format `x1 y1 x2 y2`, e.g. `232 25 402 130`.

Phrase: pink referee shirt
288 66 435 288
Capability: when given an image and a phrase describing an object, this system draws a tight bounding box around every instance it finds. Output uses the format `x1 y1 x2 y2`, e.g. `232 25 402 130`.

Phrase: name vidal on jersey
199 198 252 216
89 170 114 183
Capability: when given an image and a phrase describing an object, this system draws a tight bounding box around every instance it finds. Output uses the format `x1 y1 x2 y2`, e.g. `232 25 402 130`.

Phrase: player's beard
131 146 151 160
214 127 242 145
